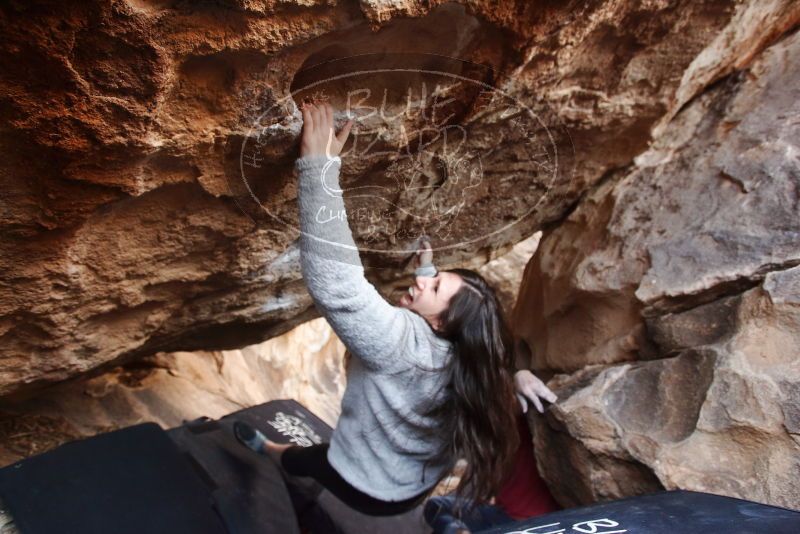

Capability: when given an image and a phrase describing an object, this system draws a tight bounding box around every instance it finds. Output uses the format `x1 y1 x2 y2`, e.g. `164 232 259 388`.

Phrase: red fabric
494 414 560 520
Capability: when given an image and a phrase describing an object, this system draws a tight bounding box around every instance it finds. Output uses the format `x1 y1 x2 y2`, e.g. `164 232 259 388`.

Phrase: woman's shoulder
399 308 449 343
396 308 453 364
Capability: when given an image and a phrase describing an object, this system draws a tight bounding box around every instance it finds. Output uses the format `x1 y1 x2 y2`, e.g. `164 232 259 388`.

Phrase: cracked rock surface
515 15 800 509
0 0 753 396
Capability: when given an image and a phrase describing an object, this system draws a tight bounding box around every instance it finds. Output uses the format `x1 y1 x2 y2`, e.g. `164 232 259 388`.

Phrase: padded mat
226 399 333 446
0 422 227 534
479 490 800 534
168 408 302 534
215 400 432 534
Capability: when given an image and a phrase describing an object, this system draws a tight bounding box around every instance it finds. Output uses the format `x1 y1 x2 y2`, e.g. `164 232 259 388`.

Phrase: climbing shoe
233 420 267 454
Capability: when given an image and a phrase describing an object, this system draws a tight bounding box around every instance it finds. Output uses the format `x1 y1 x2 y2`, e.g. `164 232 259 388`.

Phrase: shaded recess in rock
645 293 742 356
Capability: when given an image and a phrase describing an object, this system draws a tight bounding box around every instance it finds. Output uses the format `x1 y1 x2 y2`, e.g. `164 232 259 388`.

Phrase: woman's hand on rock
299 100 353 159
413 237 433 270
514 369 557 414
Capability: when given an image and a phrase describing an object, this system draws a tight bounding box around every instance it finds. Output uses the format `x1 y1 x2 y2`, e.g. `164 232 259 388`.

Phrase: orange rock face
0 0 746 396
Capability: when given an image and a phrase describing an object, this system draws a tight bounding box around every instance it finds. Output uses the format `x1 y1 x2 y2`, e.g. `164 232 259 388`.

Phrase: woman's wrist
297 153 340 162
414 263 438 278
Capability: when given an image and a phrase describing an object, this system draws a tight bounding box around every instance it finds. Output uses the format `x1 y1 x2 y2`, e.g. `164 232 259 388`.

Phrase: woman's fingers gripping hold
310 103 322 130
516 392 529 414
324 102 334 129
514 369 557 414
299 102 353 158
524 383 545 413
301 102 313 129
336 117 354 147
528 375 558 409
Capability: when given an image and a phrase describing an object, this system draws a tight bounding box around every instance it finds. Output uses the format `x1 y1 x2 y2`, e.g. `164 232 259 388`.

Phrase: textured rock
0 233 536 468
514 9 800 373
519 21 800 509
477 232 541 318
0 317 346 467
533 265 800 509
0 0 750 396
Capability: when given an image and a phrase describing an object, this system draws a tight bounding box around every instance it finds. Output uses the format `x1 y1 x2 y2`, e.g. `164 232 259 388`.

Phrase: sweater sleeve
295 154 415 369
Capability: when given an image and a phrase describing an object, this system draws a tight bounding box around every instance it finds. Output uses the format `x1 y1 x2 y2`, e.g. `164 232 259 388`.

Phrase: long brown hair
424 268 520 508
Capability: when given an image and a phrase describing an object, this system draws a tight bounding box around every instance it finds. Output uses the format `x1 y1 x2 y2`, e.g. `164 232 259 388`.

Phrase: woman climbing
233 100 556 517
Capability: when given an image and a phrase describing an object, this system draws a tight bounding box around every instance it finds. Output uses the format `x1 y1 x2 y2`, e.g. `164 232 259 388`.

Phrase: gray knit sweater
295 154 453 501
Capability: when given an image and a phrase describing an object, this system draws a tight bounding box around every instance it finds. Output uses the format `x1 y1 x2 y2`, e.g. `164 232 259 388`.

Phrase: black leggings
281 444 428 516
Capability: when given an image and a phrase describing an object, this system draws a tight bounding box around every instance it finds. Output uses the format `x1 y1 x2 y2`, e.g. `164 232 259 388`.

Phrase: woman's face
398 271 463 330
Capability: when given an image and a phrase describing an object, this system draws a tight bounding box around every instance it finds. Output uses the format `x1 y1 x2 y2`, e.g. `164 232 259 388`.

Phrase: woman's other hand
514 369 557 414
299 101 354 158
413 236 434 270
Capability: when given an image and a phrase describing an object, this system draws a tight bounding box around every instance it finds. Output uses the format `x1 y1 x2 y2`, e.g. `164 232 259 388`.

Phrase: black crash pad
478 489 800 534
0 400 430 534
226 398 333 446
0 422 228 534
213 400 429 534
167 403 306 534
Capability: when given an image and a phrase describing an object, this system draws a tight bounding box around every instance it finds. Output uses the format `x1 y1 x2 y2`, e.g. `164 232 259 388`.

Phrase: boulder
521 26 800 509
534 265 800 509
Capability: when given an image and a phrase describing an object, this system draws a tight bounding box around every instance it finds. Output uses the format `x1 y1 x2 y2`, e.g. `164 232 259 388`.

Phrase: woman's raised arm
295 102 418 369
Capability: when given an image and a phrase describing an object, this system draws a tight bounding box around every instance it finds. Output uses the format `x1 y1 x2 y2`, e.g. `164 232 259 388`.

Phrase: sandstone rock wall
1 0 752 397
514 4 800 509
